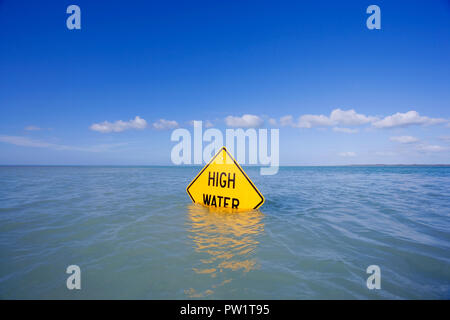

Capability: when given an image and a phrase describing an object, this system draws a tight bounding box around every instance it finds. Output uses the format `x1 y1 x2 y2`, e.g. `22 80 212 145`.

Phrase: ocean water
0 166 449 299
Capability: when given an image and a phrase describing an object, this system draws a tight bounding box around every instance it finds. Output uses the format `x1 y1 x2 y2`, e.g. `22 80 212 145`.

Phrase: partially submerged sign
186 147 265 210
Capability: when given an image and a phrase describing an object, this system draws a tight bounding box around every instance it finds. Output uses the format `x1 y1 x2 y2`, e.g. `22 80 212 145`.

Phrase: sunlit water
0 166 449 299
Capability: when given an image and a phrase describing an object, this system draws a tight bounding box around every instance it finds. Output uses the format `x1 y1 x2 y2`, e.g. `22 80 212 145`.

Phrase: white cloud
338 151 356 157
225 114 264 128
279 115 295 127
389 135 419 144
416 144 447 152
189 120 214 128
24 125 42 131
0 135 125 152
298 114 333 128
268 118 277 126
90 116 147 133
152 119 179 130
329 109 377 126
279 109 448 130
439 135 450 142
0 135 53 148
333 127 359 134
372 111 447 128
285 109 376 128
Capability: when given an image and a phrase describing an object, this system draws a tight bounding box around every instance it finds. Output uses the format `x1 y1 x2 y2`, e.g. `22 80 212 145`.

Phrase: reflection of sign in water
185 204 264 298
186 147 265 210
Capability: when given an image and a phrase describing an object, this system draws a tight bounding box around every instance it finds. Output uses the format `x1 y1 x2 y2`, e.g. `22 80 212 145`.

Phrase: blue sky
0 0 449 165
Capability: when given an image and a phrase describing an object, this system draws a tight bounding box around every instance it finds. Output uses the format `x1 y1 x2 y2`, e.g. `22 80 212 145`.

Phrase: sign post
186 147 265 210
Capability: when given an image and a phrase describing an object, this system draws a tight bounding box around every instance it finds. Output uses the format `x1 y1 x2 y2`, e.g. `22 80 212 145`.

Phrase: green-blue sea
0 166 449 299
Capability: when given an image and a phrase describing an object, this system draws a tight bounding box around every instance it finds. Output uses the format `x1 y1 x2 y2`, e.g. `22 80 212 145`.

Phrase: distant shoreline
341 164 450 167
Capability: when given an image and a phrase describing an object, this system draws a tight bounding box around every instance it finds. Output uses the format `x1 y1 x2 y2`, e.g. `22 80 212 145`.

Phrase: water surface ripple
0 166 449 299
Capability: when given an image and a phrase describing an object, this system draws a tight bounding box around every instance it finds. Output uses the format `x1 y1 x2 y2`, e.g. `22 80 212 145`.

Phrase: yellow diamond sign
186 147 265 210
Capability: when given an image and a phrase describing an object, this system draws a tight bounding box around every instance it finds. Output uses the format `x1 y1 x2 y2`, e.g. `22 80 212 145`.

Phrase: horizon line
1 164 450 167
